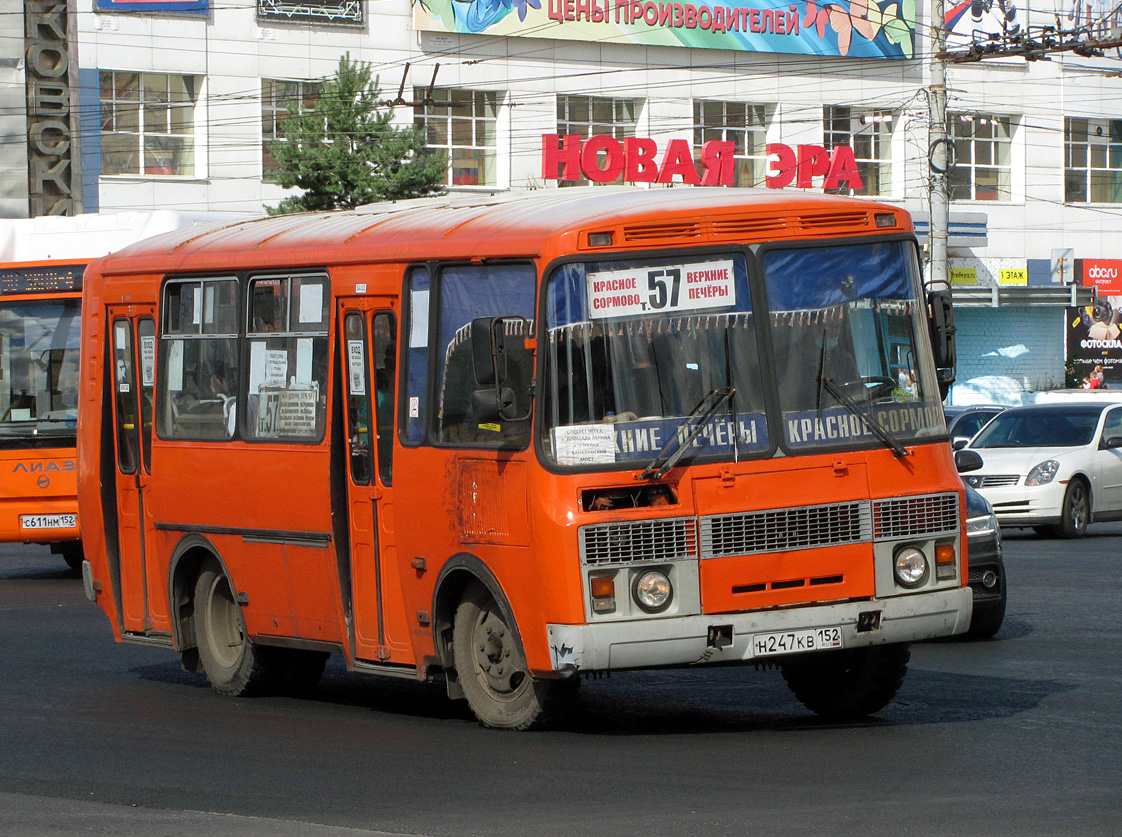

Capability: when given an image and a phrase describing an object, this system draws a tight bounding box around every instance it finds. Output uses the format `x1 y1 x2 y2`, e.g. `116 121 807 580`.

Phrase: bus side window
158 278 239 441
344 312 372 485
372 312 396 485
402 267 430 445
245 273 329 442
435 264 535 447
112 319 138 474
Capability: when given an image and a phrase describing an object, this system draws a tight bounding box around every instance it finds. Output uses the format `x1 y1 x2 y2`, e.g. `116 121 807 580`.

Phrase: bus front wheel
194 561 282 697
451 583 574 730
780 643 910 721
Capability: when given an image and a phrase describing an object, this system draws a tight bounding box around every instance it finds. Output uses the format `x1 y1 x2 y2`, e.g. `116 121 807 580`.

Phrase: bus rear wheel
780 643 910 721
194 561 283 697
452 583 573 730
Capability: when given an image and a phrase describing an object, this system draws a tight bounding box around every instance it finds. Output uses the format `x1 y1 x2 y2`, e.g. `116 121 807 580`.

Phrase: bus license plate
752 627 843 657
20 514 77 530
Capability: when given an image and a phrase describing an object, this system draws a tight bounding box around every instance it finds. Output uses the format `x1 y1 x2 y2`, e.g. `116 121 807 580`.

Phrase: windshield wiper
639 387 735 481
820 377 910 458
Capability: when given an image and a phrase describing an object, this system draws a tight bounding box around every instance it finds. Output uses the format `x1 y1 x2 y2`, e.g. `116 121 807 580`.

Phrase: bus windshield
541 241 943 469
0 299 81 444
542 252 768 468
762 240 943 452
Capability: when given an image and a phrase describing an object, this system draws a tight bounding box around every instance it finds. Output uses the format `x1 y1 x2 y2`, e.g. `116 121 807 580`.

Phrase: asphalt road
1 526 1120 836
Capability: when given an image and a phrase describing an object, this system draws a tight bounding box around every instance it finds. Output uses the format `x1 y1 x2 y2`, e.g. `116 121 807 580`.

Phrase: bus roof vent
621 221 703 243
709 216 788 239
797 211 870 230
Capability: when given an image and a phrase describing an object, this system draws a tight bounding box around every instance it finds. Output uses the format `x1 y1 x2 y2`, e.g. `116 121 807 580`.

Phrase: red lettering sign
542 134 734 185
766 143 863 191
542 135 861 192
1084 260 1122 295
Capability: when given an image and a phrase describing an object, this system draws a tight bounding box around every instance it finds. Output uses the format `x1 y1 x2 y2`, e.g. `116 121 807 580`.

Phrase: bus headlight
893 546 929 589
633 570 673 613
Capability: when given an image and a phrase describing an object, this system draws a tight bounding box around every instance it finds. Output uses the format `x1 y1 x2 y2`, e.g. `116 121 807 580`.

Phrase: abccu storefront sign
25 0 78 216
541 134 863 190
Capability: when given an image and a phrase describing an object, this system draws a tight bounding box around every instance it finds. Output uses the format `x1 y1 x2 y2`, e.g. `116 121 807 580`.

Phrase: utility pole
929 0 950 290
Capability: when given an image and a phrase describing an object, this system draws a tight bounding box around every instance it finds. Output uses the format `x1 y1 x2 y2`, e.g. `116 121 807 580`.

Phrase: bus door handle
372 485 384 500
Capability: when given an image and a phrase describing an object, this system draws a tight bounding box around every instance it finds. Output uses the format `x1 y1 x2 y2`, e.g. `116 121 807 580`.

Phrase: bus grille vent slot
872 493 959 541
579 518 699 566
699 501 871 558
621 221 703 242
709 217 788 238
797 211 870 230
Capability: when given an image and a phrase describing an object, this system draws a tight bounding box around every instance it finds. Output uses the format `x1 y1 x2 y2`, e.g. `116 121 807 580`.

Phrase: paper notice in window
167 340 184 392
264 349 288 388
298 283 323 324
348 340 366 395
140 336 156 386
553 424 615 465
586 259 736 319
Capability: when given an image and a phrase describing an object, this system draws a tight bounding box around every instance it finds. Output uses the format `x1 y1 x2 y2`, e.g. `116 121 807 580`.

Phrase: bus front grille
699 501 871 559
872 493 960 541
579 518 699 566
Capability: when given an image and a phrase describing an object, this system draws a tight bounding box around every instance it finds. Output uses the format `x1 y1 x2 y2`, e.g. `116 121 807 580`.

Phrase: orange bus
0 261 84 569
78 188 969 729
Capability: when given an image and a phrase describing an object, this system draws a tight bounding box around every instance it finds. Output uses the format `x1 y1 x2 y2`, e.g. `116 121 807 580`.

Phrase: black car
962 483 1006 639
945 405 1007 449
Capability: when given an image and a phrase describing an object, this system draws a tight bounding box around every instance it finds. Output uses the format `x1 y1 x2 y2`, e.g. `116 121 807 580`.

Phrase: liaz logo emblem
12 461 75 473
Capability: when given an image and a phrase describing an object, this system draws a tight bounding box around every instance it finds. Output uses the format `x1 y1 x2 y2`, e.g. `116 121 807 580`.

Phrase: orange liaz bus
0 261 84 568
78 188 969 729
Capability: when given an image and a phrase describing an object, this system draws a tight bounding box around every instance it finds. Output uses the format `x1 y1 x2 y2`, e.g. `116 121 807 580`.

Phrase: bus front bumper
546 587 971 673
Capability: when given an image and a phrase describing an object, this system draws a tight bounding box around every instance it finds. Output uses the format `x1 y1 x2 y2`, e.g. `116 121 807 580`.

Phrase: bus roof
92 187 912 276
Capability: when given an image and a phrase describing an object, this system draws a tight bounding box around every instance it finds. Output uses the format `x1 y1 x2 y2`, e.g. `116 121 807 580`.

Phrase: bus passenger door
107 307 161 634
337 299 411 664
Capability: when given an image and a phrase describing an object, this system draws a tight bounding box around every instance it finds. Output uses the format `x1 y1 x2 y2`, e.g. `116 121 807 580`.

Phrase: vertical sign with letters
24 0 80 216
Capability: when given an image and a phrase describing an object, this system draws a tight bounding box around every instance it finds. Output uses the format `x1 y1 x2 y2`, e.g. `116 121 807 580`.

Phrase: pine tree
267 54 447 215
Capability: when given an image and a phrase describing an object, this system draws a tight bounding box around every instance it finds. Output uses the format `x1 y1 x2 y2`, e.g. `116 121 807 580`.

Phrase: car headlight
893 546 929 589
1025 460 1060 486
966 511 999 539
632 570 673 613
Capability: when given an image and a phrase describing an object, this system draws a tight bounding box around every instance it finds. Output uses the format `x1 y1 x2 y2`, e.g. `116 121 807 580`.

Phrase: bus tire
451 582 572 730
193 561 282 697
279 650 329 697
59 542 83 574
780 643 910 721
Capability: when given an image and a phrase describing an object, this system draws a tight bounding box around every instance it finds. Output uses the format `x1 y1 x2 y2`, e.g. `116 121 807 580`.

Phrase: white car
955 402 1122 538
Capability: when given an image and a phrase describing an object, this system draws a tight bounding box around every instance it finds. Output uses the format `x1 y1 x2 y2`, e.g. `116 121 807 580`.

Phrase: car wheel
964 588 1007 640
1058 479 1090 539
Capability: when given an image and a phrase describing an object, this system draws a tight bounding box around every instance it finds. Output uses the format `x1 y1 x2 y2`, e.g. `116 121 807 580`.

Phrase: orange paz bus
78 188 969 729
0 261 84 569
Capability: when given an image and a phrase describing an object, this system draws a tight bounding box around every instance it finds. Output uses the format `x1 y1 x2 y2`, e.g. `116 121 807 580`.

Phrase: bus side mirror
471 317 506 386
471 316 532 423
472 387 517 423
928 290 956 400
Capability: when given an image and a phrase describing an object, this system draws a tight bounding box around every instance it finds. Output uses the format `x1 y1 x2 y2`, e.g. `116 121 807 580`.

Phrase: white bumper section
546 587 972 672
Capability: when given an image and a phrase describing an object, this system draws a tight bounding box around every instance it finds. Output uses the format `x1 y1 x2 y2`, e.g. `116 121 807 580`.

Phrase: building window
823 106 893 196
100 71 197 177
949 112 1014 201
555 95 639 186
693 100 770 187
262 79 321 181
415 88 498 187
1065 117 1122 203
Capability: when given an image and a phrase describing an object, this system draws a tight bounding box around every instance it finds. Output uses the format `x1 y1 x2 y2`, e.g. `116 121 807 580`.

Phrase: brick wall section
952 307 1065 396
